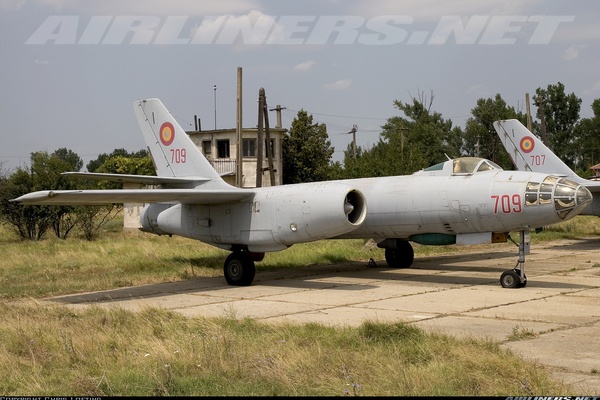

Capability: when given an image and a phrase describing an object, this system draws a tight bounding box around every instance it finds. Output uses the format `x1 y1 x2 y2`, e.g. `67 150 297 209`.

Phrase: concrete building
590 162 600 181
187 126 285 188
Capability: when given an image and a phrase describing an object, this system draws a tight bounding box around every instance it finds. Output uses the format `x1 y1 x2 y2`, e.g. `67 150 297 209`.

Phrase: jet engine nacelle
139 203 172 235
267 184 367 247
137 184 367 253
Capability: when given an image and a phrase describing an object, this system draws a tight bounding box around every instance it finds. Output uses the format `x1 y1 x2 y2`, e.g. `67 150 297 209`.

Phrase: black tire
500 269 522 288
385 240 414 268
224 252 256 286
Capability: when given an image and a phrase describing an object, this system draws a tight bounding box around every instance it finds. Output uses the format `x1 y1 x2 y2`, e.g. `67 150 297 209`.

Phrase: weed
508 325 537 341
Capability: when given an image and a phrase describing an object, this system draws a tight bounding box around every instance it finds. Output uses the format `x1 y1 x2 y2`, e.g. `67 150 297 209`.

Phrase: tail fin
133 98 223 181
493 119 578 179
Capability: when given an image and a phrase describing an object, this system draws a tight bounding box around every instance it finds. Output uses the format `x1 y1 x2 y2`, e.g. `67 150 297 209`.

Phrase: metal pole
256 88 264 187
213 84 217 130
236 67 243 187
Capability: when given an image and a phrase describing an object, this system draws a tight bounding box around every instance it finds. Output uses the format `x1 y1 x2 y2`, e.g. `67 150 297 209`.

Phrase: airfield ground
40 237 600 394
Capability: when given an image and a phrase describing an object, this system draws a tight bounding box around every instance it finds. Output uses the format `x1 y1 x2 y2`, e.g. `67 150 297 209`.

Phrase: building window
217 139 230 158
265 139 276 159
202 141 212 157
243 138 257 157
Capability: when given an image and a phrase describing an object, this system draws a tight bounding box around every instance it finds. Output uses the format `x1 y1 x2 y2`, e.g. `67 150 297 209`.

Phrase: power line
284 108 388 121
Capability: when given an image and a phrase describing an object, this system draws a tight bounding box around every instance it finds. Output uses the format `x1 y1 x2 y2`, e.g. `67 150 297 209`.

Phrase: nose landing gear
501 230 529 288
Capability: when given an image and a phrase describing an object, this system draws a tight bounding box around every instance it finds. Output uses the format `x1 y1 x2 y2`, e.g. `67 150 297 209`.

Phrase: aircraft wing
12 189 254 206
62 172 208 185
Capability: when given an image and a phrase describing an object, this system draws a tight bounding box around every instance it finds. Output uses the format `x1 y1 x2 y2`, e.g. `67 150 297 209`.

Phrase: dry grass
0 303 566 396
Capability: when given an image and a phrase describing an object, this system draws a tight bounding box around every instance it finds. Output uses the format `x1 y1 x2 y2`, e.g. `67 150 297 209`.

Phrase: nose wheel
500 230 529 288
500 268 527 288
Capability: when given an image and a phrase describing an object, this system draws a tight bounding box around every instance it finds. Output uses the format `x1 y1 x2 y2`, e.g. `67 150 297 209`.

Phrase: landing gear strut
500 230 529 288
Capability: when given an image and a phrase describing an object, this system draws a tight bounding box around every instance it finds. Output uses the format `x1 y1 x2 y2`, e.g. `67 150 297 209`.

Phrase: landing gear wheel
224 252 256 286
515 269 527 288
500 269 527 288
385 240 414 268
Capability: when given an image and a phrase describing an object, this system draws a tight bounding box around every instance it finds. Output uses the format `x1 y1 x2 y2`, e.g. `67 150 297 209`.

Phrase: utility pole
346 125 357 158
236 67 243 187
213 84 217 130
525 93 532 132
257 88 276 187
269 105 287 128
537 95 550 150
256 89 264 187
263 93 276 186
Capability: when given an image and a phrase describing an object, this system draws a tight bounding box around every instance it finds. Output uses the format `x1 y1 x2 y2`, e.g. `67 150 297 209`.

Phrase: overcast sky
1 0 598 171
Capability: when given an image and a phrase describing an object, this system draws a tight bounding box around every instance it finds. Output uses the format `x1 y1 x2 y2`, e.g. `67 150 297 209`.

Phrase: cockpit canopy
415 157 502 176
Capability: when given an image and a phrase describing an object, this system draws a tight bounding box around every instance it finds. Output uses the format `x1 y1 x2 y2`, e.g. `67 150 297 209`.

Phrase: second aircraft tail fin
493 119 578 179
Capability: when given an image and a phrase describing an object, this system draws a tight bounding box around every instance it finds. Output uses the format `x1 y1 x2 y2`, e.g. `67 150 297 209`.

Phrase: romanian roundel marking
159 122 175 146
520 136 535 153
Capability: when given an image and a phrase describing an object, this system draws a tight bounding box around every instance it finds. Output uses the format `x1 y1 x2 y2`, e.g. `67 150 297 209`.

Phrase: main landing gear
223 248 264 286
380 239 414 269
500 230 529 289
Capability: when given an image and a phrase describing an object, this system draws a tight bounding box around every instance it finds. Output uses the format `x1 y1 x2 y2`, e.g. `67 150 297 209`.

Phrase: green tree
534 82 582 168
29 150 82 239
337 93 462 179
282 110 335 184
54 147 84 171
573 98 600 177
80 150 153 240
94 154 155 189
87 148 150 172
0 168 52 240
0 149 78 241
464 94 525 169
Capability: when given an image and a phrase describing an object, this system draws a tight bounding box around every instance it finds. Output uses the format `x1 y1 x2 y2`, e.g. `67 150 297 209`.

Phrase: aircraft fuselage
141 162 591 253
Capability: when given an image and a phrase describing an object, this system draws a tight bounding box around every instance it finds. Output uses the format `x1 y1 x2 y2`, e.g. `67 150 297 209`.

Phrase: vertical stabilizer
133 98 223 181
493 119 578 178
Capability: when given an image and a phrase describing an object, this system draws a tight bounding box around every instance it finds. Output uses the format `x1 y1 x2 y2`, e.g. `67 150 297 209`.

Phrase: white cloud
0 0 25 10
467 84 488 96
323 79 352 91
348 0 545 20
29 0 260 15
294 60 316 71
584 80 600 96
34 59 49 65
563 45 586 61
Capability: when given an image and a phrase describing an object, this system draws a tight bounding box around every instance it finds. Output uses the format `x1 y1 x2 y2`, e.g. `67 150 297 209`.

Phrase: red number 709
491 194 522 214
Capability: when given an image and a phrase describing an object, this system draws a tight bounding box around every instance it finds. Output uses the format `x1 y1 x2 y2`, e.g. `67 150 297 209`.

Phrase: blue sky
1 0 599 171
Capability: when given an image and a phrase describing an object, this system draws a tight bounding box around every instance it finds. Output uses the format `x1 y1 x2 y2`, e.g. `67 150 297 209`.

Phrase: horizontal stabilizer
12 188 253 206
62 172 209 185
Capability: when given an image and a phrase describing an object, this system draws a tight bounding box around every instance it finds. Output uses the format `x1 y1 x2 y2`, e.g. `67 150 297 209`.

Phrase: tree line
0 149 153 240
284 82 599 183
2 81 598 240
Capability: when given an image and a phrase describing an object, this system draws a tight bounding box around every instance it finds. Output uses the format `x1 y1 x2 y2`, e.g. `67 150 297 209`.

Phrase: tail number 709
170 148 187 163
491 194 522 214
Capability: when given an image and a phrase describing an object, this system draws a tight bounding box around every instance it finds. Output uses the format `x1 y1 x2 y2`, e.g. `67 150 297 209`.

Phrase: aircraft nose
552 178 593 220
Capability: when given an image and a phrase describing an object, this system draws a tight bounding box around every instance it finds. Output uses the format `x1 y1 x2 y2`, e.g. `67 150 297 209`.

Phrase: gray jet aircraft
14 99 593 288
